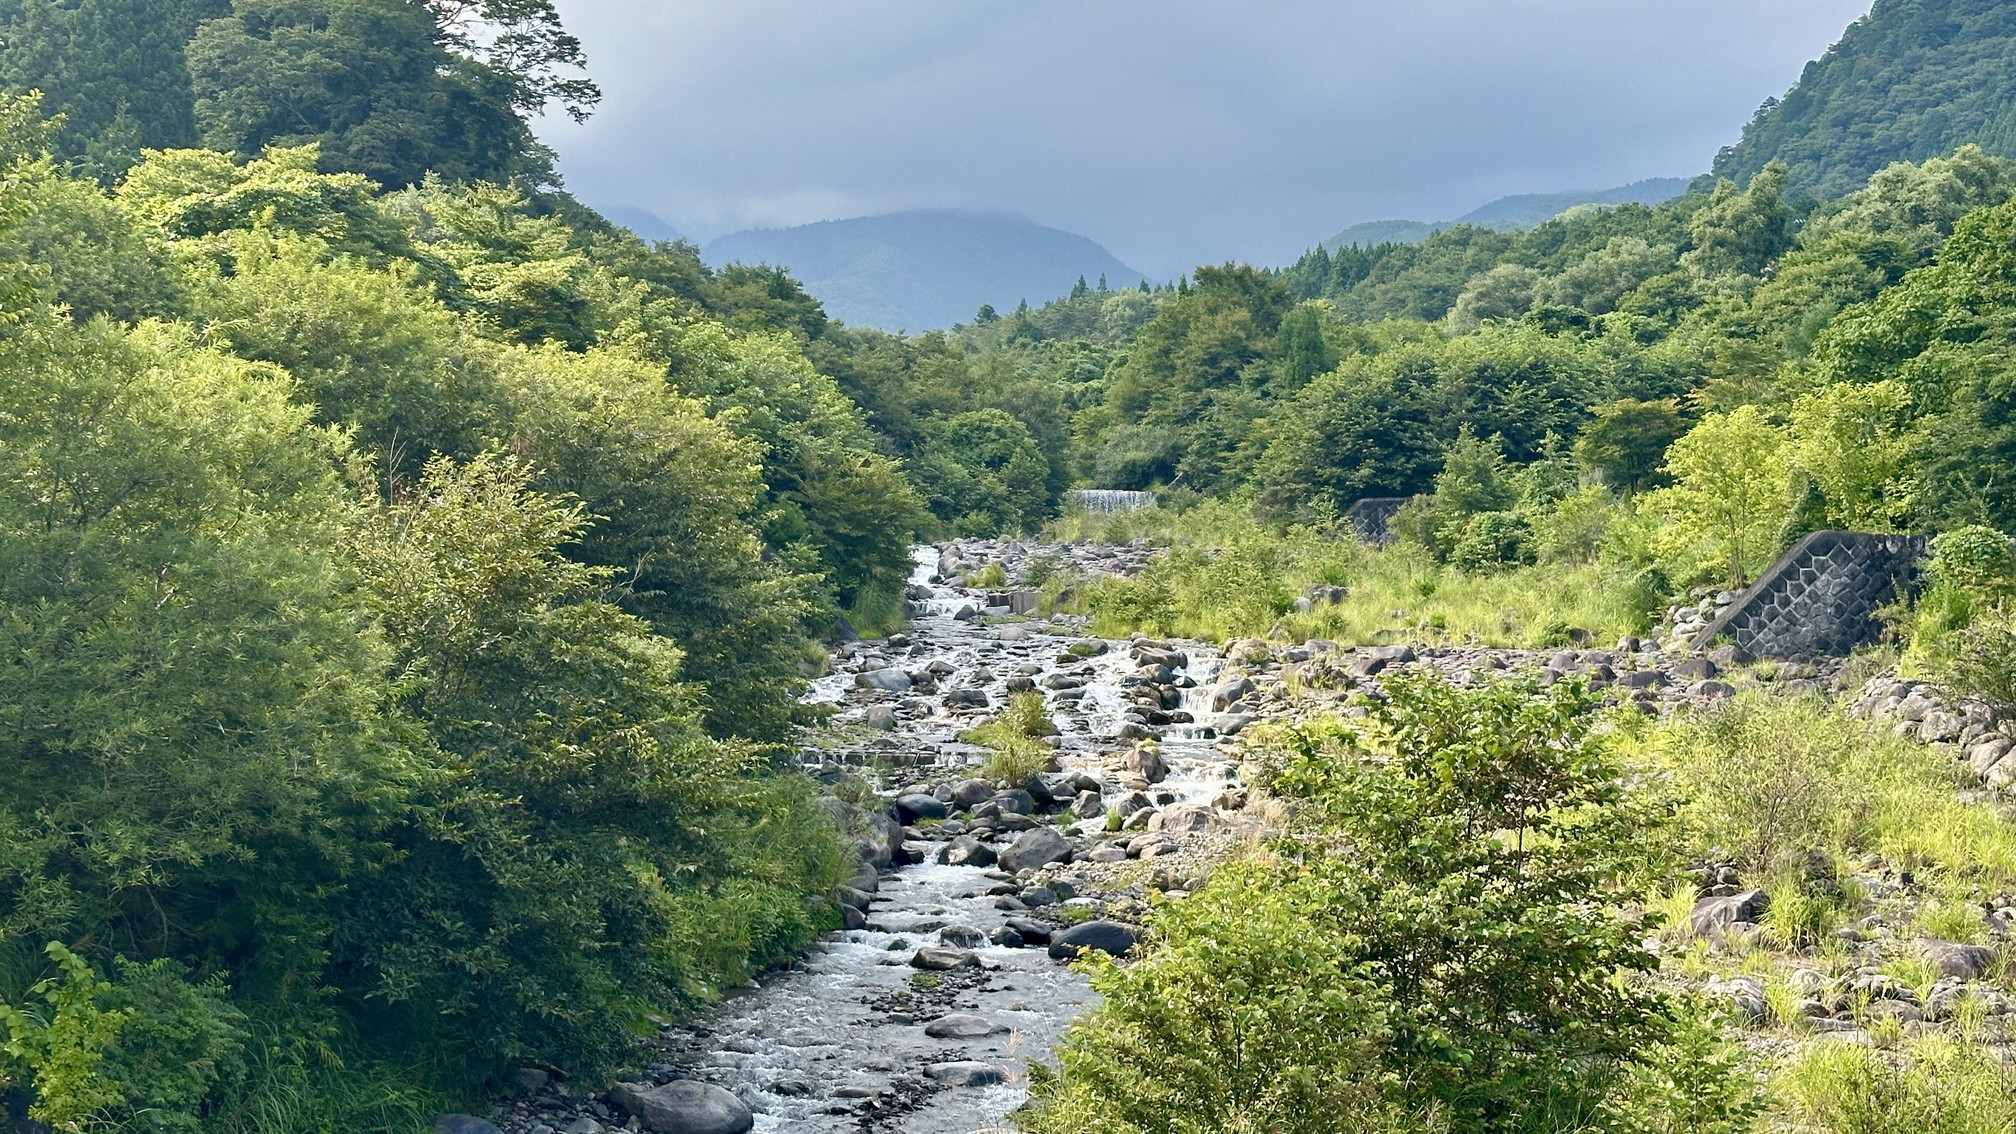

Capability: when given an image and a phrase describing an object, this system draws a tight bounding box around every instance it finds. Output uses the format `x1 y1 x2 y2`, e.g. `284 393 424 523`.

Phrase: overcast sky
538 0 1873 279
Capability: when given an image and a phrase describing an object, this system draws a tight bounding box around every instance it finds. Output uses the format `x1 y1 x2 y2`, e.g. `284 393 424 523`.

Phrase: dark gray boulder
936 836 998 868
894 794 949 823
1047 920 1138 960
608 1080 753 1134
1689 890 1769 937
435 1117 502 1134
998 827 1070 873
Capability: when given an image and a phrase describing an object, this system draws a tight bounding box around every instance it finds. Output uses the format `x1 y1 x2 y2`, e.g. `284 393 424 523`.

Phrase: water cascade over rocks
476 546 1240 1134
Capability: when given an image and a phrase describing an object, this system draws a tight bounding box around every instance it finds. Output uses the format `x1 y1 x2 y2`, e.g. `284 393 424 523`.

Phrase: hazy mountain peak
704 209 1145 331
1322 177 1691 250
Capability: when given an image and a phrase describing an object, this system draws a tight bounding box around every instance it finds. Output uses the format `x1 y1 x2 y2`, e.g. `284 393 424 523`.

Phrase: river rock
938 925 988 949
911 947 980 971
1924 939 1998 980
609 1080 753 1134
937 836 997 867
1214 713 1257 736
1151 803 1213 836
1125 746 1169 784
998 827 1070 872
1210 675 1256 711
856 813 905 869
951 779 997 809
1071 789 1105 818
863 705 897 731
858 668 912 693
989 789 1038 815
894 794 949 822
925 1062 1005 1087
1689 890 1770 937
1003 917 1053 944
924 1014 1003 1039
436 1117 502 1134
1048 920 1138 960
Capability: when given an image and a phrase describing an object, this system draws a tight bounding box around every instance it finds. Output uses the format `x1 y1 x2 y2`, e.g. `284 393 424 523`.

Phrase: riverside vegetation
8 0 2016 1128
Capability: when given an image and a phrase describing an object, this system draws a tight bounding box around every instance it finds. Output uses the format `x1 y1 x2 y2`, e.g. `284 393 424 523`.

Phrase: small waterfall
1067 489 1158 514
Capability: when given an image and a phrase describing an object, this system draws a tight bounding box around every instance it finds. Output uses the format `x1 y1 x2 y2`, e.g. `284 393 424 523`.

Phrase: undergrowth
1055 499 1653 646
961 693 1059 784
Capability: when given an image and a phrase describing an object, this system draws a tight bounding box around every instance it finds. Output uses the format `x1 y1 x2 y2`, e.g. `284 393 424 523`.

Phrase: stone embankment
1851 674 2016 790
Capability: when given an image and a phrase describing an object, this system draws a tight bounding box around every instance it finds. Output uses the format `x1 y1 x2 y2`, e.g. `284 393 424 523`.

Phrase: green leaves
1035 675 1680 1134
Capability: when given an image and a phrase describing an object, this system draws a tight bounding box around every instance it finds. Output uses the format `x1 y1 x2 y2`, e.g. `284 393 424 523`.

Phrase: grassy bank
1049 499 1654 647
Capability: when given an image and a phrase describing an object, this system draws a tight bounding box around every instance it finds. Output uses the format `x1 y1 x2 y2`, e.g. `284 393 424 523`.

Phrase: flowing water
655 547 1228 1133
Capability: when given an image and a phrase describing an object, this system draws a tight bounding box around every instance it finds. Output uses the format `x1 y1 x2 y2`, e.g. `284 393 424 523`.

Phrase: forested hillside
1324 176 1690 249
1714 0 2016 197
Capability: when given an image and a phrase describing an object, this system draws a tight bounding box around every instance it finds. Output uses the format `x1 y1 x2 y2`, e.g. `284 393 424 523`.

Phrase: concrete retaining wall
1691 530 1929 657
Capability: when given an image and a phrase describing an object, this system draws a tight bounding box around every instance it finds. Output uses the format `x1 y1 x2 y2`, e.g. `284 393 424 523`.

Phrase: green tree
338 454 843 1080
1031 675 1677 1134
0 0 221 178
1574 398 1687 492
1446 263 1540 333
1682 162 1795 278
1788 379 1914 530
0 311 395 1007
186 0 551 188
1639 405 1791 587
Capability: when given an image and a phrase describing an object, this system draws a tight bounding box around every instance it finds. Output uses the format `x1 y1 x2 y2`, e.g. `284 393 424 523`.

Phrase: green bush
962 694 1060 784
1032 675 1683 1134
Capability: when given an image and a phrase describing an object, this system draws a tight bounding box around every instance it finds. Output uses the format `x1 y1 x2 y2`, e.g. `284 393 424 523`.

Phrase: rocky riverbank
443 539 2006 1134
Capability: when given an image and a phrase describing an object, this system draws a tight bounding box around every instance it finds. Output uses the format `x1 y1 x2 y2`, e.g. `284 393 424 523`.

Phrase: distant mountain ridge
1711 0 2016 198
1323 177 1692 250
704 209 1145 331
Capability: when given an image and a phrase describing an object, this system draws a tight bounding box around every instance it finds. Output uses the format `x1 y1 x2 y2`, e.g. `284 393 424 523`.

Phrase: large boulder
951 778 998 809
1210 675 1256 711
998 827 1071 873
1924 939 1998 980
1124 746 1169 784
911 947 980 971
1688 890 1769 938
1150 803 1213 836
924 1013 1004 1039
936 836 997 868
857 668 912 693
608 1080 753 1134
855 812 905 869
894 794 950 823
1048 920 1138 960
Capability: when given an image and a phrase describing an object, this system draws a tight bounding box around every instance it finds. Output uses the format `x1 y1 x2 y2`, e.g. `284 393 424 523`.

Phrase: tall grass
1774 1035 2016 1134
1637 694 2016 902
1056 499 1653 646
961 693 1060 784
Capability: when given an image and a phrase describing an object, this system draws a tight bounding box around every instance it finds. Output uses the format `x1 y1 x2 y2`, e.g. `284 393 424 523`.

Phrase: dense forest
6 0 2016 1127
1714 0 2016 199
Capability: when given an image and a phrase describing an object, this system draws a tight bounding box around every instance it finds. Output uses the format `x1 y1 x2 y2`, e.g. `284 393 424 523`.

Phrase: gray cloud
539 0 1873 278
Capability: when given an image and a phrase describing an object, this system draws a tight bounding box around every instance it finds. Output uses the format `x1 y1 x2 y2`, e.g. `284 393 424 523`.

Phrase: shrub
962 693 1060 784
1033 675 1681 1133
1021 861 1422 1134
